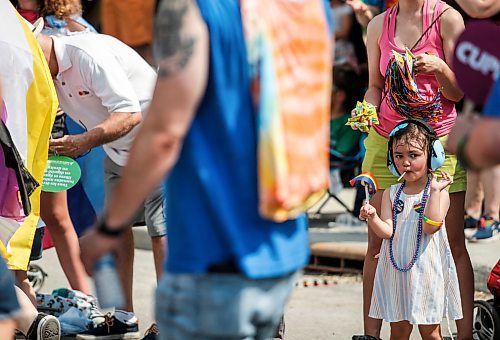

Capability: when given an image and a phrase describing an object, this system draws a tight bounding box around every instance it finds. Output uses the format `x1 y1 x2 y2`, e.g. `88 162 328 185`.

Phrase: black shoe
26 312 60 340
141 323 159 340
75 312 140 339
352 336 380 340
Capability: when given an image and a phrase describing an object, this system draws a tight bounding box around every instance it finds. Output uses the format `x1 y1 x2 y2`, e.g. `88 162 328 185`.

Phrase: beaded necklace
389 176 430 272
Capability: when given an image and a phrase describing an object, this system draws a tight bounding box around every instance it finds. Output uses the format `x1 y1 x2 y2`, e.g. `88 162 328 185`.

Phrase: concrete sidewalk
36 187 498 339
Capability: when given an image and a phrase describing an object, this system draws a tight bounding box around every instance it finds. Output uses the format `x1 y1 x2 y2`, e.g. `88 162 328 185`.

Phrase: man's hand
49 134 90 158
446 115 476 155
79 228 121 275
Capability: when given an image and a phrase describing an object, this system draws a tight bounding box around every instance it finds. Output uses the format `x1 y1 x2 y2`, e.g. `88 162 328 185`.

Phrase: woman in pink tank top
353 1 474 339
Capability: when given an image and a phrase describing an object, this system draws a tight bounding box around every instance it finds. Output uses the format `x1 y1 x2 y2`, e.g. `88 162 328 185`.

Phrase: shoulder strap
411 4 449 51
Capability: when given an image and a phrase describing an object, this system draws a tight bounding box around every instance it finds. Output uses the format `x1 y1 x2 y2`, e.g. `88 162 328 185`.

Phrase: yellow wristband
422 215 443 227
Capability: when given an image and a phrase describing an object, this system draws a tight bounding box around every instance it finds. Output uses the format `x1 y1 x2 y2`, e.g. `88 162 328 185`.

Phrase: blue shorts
0 257 20 320
155 271 297 339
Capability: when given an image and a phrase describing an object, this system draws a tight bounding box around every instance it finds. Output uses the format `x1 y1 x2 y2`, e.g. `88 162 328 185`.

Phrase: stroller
473 259 500 339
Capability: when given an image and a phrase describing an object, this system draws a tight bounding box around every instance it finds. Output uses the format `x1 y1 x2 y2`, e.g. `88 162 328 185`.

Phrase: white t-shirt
52 33 157 166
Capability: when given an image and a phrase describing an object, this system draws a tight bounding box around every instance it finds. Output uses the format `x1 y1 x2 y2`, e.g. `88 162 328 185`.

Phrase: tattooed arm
82 0 208 251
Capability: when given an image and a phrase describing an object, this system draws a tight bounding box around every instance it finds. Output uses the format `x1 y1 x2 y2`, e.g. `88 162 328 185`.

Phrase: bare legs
363 190 384 339
115 227 135 312
446 192 473 340
151 235 166 281
465 166 500 220
41 191 90 294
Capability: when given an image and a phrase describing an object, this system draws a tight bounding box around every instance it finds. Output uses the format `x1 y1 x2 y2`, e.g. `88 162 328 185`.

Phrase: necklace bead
389 176 430 272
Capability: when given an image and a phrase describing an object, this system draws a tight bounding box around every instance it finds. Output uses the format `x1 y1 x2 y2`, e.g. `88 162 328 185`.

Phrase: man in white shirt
36 31 165 339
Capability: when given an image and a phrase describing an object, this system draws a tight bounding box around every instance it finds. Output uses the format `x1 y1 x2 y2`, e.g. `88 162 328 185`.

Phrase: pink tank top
375 0 457 137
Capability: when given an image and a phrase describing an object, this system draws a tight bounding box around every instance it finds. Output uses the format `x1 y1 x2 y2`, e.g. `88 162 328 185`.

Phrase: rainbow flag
0 0 58 270
350 172 379 195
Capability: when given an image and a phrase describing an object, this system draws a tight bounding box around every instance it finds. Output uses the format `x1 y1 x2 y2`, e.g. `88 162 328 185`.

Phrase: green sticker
42 156 81 192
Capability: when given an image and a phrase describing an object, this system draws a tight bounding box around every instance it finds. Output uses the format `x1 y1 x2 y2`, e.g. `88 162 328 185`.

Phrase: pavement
35 187 499 339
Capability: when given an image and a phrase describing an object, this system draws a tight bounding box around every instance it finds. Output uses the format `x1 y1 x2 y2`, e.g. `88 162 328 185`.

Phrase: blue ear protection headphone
387 119 445 177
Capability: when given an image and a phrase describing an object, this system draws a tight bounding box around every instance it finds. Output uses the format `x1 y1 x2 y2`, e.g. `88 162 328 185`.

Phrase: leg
389 320 412 340
479 165 500 220
13 286 38 335
41 190 90 294
363 190 384 338
144 183 168 282
418 324 442 340
151 235 166 281
14 286 60 339
446 192 474 340
14 271 36 307
104 156 136 312
114 227 135 312
464 170 483 219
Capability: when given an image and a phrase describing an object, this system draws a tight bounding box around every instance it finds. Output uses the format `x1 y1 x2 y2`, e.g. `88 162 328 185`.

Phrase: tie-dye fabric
241 0 332 222
369 184 462 324
0 1 58 270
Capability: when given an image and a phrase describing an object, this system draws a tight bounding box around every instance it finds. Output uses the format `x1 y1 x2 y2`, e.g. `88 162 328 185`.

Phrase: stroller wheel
473 299 500 340
27 263 47 293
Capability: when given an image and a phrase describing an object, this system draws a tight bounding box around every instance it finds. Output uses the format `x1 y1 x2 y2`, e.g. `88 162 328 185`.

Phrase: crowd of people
0 0 498 340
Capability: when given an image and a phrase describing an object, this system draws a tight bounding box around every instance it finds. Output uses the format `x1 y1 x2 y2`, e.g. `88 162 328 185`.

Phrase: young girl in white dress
360 119 462 340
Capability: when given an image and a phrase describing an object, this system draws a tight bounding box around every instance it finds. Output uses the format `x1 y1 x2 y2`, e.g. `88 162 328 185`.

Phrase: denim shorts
0 256 20 320
104 156 166 237
155 271 298 340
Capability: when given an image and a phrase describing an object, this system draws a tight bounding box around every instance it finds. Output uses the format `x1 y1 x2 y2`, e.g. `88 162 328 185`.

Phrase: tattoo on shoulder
154 0 197 78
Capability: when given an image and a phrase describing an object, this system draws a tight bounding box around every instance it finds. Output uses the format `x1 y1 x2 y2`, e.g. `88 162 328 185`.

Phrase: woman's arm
438 7 465 102
363 14 384 107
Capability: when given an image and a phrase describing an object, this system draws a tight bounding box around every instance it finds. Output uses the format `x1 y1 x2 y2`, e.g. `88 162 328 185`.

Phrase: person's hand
360 203 377 221
414 54 445 75
49 134 90 158
346 0 369 14
79 228 121 276
430 171 453 192
446 115 477 154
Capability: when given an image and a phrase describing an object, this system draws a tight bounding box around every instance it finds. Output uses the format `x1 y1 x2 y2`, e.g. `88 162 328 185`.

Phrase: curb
133 225 152 251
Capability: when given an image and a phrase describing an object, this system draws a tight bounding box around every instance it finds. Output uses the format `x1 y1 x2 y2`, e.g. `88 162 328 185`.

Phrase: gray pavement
35 188 498 339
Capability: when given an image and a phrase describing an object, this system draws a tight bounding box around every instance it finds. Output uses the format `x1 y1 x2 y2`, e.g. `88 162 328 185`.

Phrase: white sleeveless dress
369 184 462 324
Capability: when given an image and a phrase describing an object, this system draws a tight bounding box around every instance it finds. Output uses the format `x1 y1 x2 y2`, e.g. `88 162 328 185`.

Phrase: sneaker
141 323 159 340
464 214 479 238
469 216 500 242
26 312 60 340
464 214 479 229
352 336 381 340
76 312 140 339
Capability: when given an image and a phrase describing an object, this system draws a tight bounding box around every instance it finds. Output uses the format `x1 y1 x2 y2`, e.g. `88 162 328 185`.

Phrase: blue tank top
164 0 310 279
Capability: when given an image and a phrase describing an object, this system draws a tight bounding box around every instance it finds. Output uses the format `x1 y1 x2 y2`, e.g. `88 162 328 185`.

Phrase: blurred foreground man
80 1 333 339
